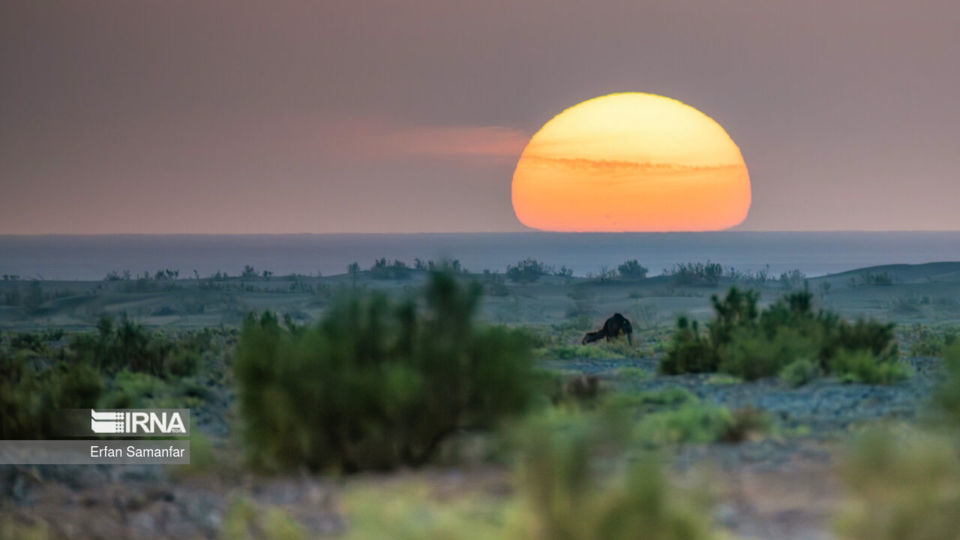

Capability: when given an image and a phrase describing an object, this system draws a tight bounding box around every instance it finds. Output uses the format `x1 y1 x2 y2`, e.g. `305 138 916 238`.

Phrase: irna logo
90 409 187 435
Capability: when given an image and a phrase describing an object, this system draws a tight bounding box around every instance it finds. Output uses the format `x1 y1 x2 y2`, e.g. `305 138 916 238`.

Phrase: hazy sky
2 0 959 234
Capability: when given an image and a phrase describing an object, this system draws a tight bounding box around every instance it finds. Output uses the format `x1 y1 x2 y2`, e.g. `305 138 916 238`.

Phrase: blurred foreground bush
511 409 716 540
0 349 101 439
661 287 905 384
836 428 960 540
343 407 718 539
1 322 222 438
933 343 960 424
235 271 538 472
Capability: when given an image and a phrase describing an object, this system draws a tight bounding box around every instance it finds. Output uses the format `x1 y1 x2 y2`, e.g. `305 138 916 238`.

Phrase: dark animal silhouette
582 313 633 345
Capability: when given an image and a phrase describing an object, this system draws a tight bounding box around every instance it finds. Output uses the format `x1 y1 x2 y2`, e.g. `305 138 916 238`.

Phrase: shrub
342 482 507 539
615 367 648 379
851 271 894 287
823 316 899 362
660 317 715 375
779 269 807 289
827 349 908 385
718 407 773 443
719 327 818 381
779 358 820 387
235 272 538 472
667 262 724 286
506 258 547 283
67 320 217 379
0 352 102 439
99 369 210 409
708 287 759 347
631 401 771 447
908 326 958 357
222 497 306 540
932 343 960 424
662 287 904 383
617 260 649 280
10 332 45 352
369 258 412 280
634 403 736 446
835 428 960 540
165 349 200 377
705 374 742 386
343 407 718 539
560 374 601 404
514 410 716 540
70 316 171 376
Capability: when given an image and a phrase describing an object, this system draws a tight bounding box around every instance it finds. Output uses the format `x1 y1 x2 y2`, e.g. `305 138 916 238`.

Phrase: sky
2 0 959 234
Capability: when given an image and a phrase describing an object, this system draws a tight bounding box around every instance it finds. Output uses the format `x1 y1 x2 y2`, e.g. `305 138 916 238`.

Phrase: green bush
100 370 166 408
779 358 820 388
617 260 649 279
660 317 715 375
506 258 547 283
718 407 773 443
836 428 960 540
719 327 818 381
0 351 102 439
164 349 201 377
222 497 306 540
69 318 218 379
514 410 716 540
932 344 960 424
615 367 649 379
908 326 958 357
632 402 770 447
662 287 903 383
235 272 538 472
634 403 735 446
343 406 717 539
667 262 724 286
70 316 170 376
827 349 909 385
369 258 412 280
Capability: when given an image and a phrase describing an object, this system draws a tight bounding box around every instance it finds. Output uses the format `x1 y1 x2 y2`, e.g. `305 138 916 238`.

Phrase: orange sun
511 93 751 232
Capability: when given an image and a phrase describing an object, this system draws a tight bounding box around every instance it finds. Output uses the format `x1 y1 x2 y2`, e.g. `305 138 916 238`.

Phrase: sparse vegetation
0 322 223 439
932 343 960 424
907 325 958 357
617 259 649 280
506 258 548 283
666 262 724 286
5 257 960 538
234 272 539 472
661 287 904 383
779 269 807 289
369 258 412 280
633 402 770 446
836 428 960 540
851 271 894 287
0 347 102 439
512 409 717 540
779 358 820 387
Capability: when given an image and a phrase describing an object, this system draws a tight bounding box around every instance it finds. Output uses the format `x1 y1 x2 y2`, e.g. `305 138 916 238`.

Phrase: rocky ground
0 354 942 539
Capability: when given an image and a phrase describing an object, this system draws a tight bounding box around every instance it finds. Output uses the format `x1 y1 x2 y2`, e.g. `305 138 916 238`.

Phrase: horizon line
4 229 960 238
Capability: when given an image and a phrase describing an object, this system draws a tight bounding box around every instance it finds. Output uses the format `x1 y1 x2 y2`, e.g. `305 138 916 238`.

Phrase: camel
582 313 633 345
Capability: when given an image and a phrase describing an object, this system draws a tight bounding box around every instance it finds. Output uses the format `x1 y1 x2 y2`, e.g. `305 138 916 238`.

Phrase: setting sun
511 93 751 232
